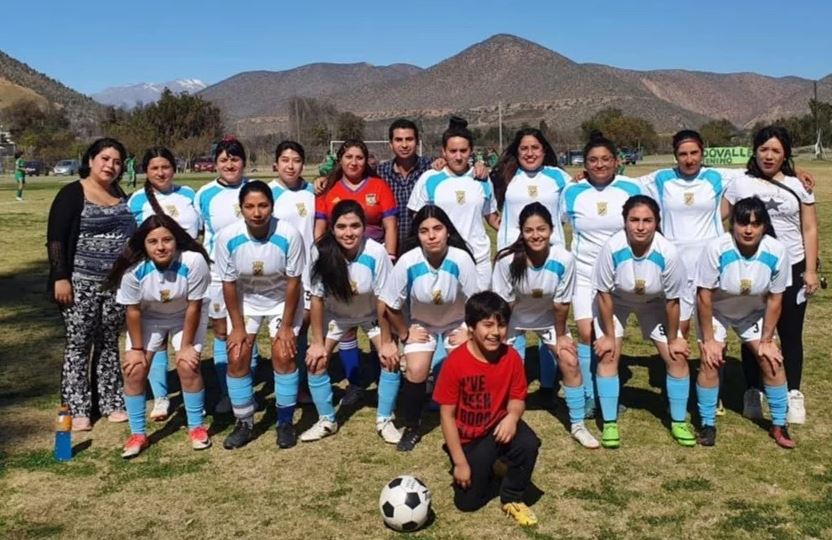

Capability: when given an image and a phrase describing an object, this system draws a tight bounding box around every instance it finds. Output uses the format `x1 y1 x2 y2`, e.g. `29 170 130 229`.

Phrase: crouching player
433 291 541 527
108 214 212 458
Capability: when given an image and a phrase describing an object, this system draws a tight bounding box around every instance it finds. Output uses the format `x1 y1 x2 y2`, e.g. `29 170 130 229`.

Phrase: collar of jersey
274 178 308 192
443 167 474 179
339 177 369 193
246 217 278 242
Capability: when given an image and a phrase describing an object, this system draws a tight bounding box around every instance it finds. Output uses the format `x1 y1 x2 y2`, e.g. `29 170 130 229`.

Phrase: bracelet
130 347 145 351
401 331 410 344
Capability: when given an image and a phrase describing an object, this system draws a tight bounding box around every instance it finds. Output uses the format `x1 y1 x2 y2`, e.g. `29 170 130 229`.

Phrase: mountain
92 79 208 108
0 50 104 135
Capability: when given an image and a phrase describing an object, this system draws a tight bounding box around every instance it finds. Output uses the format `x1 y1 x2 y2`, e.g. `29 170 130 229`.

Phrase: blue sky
2 0 830 95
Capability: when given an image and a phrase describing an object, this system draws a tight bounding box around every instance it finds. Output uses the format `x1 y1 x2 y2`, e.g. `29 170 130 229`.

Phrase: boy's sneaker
276 423 297 449
215 395 232 415
787 390 805 424
188 426 212 450
770 426 796 449
340 385 364 408
396 427 421 452
715 399 726 417
671 422 696 447
150 397 170 422
376 418 402 444
121 434 149 459
697 425 717 447
223 420 254 450
299 418 338 442
502 502 538 527
571 424 600 449
743 388 764 420
601 422 620 449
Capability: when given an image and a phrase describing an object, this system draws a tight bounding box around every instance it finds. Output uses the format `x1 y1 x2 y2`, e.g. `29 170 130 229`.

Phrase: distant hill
0 50 104 135
92 79 208 109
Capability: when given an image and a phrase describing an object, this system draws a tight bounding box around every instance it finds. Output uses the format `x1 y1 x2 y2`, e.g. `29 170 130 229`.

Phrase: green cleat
671 422 696 447
601 422 620 449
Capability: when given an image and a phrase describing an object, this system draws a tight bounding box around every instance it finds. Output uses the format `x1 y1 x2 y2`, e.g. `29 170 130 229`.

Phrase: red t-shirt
433 342 528 445
315 177 397 243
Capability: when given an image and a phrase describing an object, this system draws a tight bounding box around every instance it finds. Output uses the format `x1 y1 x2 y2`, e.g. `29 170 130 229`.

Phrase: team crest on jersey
431 290 444 305
740 279 752 295
365 193 378 206
350 280 358 294
455 191 466 204
252 261 265 276
213 303 221 313
328 320 337 333
165 204 179 218
527 185 539 198
332 197 342 205
634 279 646 295
160 289 172 303
233 204 242 218
531 288 544 298
684 192 695 206
596 201 608 216
296 203 307 217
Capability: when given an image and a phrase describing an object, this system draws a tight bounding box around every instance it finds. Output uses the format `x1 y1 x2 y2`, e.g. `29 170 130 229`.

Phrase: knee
454 493 485 513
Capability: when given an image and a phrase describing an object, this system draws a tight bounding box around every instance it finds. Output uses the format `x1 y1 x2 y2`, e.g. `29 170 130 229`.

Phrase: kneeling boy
433 291 541 526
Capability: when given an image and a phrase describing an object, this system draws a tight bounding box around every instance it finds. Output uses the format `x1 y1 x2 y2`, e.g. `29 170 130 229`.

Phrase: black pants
445 419 540 512
742 259 807 391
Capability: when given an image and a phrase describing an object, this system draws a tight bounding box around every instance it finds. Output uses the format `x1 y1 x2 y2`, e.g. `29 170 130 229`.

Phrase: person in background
14 151 25 201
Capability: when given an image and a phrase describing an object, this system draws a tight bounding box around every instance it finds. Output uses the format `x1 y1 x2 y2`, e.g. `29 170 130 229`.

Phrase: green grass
1 162 831 539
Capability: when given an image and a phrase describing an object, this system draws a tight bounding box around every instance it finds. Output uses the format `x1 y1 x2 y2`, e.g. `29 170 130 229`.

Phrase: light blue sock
147 351 168 399
250 341 259 373
339 339 360 385
226 373 255 420
563 385 585 425
377 369 401 421
512 333 527 361
764 383 789 427
539 344 557 389
124 394 146 435
213 338 228 396
431 334 447 370
696 384 719 427
295 331 308 386
578 343 595 400
182 389 205 429
308 373 336 421
275 370 299 426
666 374 690 422
596 375 619 422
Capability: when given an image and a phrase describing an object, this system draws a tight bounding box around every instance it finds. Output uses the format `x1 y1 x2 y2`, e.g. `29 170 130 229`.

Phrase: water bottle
54 405 72 462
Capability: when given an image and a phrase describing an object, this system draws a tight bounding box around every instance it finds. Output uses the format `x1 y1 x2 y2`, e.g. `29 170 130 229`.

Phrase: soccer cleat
671 422 697 447
770 426 796 449
584 398 596 419
299 418 338 442
601 422 620 449
787 390 805 425
376 418 402 444
15 196 23 202
150 397 170 422
276 423 297 449
121 434 149 459
223 420 254 450
214 395 232 415
715 399 726 417
396 427 422 452
743 388 764 420
697 425 717 447
340 384 365 408
502 502 538 527
571 423 600 449
188 426 212 450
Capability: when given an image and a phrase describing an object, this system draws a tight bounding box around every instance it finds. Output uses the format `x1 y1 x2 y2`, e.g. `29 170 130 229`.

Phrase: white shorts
326 316 381 342
208 280 227 319
403 322 466 355
230 313 302 339
475 258 492 291
507 327 558 347
699 310 763 344
125 303 208 353
572 279 595 321
593 301 671 343
303 288 312 312
680 280 695 323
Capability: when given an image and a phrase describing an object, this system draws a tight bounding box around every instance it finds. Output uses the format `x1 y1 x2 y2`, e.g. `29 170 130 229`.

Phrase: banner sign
703 147 751 166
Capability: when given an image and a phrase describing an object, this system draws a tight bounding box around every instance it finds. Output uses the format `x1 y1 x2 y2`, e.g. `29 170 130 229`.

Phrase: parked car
24 160 48 176
53 159 81 176
191 157 215 173
619 148 639 165
568 150 584 166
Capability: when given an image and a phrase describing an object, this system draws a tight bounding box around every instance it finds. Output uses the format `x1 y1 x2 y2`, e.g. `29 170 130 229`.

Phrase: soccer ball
379 475 432 532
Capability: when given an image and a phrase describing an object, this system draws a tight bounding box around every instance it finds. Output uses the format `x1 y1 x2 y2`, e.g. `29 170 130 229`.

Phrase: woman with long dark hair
47 137 136 430
301 201 401 443
382 204 481 451
107 215 212 458
695 197 793 448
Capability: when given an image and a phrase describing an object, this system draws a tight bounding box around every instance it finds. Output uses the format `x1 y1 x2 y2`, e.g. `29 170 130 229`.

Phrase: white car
53 159 80 176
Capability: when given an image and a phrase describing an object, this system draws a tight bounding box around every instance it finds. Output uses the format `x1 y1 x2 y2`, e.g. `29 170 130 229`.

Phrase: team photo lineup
40 112 820 529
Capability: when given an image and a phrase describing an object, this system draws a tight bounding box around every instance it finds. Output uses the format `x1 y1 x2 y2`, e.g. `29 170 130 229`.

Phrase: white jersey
116 250 210 320
497 166 571 250
561 176 643 278
593 230 687 307
724 174 813 264
381 246 479 331
492 245 575 330
214 217 305 315
269 179 316 261
310 238 391 325
695 233 789 320
407 168 498 264
128 185 201 239
194 178 249 257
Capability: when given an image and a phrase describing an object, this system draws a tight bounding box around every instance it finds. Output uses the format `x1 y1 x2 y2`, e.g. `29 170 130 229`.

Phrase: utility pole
498 100 503 152
295 99 301 144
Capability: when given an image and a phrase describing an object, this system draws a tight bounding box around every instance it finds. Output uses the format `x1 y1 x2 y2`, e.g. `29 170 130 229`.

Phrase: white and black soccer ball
379 475 432 532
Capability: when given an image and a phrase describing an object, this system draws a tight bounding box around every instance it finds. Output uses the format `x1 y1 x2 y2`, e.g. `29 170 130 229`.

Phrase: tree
580 108 659 151
699 119 737 146
0 100 77 161
336 112 364 140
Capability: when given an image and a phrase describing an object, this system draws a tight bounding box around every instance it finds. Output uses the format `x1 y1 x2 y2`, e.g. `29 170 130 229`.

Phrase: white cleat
149 397 170 421
376 418 403 444
571 423 600 449
299 418 338 442
787 389 805 424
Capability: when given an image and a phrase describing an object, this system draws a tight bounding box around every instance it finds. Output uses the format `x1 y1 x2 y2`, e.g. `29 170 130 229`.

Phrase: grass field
1 162 832 539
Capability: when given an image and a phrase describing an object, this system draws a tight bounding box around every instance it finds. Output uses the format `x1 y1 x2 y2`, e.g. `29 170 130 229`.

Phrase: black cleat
697 425 717 447
223 419 254 450
276 423 297 449
396 427 422 452
340 384 365 408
